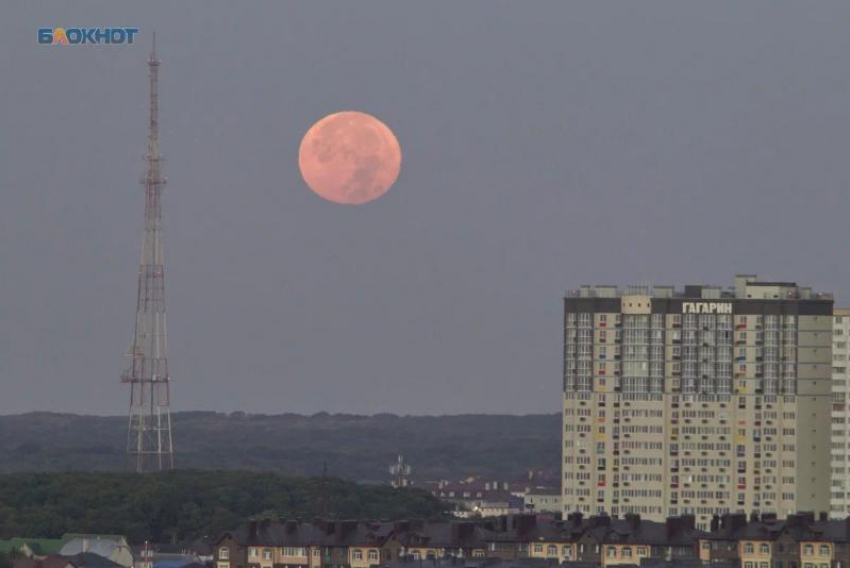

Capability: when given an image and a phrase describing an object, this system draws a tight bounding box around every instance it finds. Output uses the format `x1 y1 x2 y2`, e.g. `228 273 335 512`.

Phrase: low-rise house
394 520 489 560
14 552 123 568
139 551 203 568
479 512 703 566
451 492 524 519
211 512 850 568
701 511 850 568
522 487 562 515
598 514 704 566
58 535 133 568
426 479 523 518
215 519 401 568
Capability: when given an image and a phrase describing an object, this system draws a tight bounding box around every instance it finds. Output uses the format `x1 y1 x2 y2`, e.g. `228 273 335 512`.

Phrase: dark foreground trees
0 470 449 544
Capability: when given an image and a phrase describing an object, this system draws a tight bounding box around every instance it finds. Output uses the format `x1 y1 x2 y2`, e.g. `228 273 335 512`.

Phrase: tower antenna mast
121 34 175 472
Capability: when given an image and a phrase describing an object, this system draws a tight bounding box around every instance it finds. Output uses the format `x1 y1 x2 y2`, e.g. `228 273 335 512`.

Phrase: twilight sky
1 2 849 416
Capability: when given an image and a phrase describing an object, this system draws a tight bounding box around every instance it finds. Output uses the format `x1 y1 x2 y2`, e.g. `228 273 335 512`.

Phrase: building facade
831 309 850 518
212 515 706 568
563 275 834 529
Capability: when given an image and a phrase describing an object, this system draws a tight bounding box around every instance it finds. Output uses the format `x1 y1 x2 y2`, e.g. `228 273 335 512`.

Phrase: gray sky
1 2 849 416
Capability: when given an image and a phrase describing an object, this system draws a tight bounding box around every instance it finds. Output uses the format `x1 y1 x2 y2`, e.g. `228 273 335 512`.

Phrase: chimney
341 520 358 537
786 514 802 529
724 513 747 533
513 514 537 534
710 515 720 533
451 522 474 543
567 512 583 527
249 521 258 540
625 514 641 530
819 512 828 522
665 517 681 538
394 521 410 534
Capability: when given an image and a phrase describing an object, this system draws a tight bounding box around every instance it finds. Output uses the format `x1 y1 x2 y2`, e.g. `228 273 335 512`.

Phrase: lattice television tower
121 35 174 473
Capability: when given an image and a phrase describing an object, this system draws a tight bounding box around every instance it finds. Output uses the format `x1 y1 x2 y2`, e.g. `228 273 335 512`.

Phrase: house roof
59 539 127 560
0 538 67 556
66 552 124 568
220 519 398 549
60 537 125 544
396 521 493 549
13 553 122 568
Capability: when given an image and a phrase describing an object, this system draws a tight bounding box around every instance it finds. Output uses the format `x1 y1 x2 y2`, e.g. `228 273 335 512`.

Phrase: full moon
298 111 402 205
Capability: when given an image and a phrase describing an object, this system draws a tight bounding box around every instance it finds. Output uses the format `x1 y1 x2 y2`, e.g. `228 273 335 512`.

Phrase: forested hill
0 412 560 482
0 470 449 543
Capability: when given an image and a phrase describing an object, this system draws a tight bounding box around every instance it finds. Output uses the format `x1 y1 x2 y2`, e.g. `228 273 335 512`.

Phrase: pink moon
298 111 402 205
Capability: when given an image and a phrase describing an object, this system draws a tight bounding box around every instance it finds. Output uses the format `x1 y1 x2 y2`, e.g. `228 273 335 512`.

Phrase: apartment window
606 547 616 558
819 545 829 556
368 550 378 561
249 549 257 559
745 543 754 554
760 543 769 554
804 545 814 556
534 544 543 553
622 548 632 558
313 550 320 557
262 549 272 561
547 545 557 557
354 550 363 560
219 549 230 561
562 546 571 559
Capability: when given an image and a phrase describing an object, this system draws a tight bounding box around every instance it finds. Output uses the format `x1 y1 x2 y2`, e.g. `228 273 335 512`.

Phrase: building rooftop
566 274 832 301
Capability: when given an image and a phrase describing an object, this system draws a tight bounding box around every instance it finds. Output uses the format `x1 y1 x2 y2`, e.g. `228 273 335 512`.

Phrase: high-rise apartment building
830 309 850 518
562 275 833 529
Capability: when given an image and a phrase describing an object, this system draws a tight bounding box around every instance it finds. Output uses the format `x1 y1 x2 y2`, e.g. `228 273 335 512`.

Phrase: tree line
0 470 449 544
